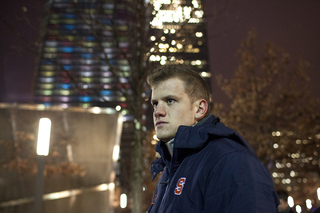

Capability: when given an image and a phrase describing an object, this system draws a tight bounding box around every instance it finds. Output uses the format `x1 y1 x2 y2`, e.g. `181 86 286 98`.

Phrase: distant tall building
33 0 132 113
149 0 211 86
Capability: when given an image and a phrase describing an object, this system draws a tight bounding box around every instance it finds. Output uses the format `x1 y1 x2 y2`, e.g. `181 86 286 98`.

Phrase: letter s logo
174 177 186 195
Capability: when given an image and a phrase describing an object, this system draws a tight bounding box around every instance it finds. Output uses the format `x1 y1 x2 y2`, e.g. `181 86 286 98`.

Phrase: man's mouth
156 121 167 126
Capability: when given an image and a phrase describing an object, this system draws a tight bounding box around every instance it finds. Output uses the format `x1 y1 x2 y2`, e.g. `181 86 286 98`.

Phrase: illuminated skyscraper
149 0 211 85
33 0 132 113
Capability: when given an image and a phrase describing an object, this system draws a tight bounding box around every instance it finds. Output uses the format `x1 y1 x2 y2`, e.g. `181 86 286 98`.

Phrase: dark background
206 0 320 104
0 0 319 104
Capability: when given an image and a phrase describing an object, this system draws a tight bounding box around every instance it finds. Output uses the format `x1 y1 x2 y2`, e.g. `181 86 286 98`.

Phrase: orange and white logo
174 177 186 195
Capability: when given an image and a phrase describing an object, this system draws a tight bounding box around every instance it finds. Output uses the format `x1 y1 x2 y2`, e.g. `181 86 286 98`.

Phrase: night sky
0 0 319 105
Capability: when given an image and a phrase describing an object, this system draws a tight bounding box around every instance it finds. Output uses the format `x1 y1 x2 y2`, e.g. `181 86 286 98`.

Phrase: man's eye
152 102 158 107
167 99 175 104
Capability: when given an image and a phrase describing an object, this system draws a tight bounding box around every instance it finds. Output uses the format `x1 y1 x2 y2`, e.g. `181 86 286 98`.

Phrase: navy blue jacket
148 115 279 213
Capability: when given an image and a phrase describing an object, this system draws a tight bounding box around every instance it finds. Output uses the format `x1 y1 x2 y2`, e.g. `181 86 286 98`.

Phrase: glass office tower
149 0 211 85
33 0 132 113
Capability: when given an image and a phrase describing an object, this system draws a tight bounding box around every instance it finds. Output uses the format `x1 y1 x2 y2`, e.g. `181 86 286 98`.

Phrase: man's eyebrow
151 95 179 102
164 95 179 99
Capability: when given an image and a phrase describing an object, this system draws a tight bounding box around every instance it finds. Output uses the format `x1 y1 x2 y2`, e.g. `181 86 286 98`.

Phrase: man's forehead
151 86 185 103
152 78 185 90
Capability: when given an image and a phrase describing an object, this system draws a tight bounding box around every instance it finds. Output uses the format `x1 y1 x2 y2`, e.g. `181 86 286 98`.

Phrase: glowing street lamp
120 193 127 208
34 118 51 213
36 118 51 156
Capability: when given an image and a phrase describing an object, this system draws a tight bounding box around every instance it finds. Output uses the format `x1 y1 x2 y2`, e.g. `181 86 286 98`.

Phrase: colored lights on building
33 0 133 109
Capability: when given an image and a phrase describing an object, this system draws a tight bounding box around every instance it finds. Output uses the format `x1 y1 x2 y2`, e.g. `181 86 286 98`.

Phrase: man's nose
154 104 165 117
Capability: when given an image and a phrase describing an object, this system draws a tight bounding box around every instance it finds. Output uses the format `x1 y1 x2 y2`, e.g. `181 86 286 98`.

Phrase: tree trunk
132 121 143 213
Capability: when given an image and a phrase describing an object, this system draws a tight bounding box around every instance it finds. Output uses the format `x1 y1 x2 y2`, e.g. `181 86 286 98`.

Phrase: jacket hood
174 114 256 154
151 114 256 180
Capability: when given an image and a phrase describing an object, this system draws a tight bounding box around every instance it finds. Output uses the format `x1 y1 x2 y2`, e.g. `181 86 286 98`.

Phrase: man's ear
194 99 208 122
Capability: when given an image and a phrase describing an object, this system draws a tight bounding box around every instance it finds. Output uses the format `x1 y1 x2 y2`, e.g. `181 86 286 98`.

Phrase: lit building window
169 47 177 52
45 41 58 47
80 72 93 77
41 65 55 70
150 55 156 61
159 43 169 49
195 32 203 37
40 84 54 89
42 90 53 96
41 71 55 77
40 77 54 83
79 96 91 102
59 90 70 96
81 77 92 83
177 43 183 49
191 60 202 66
195 10 204 18
119 96 126 102
200 72 211 78
161 56 167 60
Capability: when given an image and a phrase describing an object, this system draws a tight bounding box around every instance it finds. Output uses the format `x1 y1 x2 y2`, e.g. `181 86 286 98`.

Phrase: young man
147 65 279 213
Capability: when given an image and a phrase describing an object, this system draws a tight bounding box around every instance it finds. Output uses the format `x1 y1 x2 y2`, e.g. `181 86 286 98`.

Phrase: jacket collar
151 115 218 180
151 114 256 180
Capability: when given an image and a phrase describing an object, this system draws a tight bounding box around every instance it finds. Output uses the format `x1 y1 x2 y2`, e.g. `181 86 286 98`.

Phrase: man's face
151 78 197 142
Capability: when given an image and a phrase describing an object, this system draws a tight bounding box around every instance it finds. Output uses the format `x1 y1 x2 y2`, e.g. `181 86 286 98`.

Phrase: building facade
33 0 132 114
149 0 211 85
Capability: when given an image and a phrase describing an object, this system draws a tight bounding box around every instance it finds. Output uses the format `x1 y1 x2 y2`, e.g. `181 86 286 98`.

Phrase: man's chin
157 136 173 143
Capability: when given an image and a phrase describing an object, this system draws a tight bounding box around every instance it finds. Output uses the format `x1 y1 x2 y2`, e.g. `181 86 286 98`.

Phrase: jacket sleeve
203 151 279 213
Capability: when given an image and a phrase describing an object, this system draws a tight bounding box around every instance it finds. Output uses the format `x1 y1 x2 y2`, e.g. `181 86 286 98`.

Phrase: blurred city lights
115 105 121 111
92 107 101 114
108 183 115 190
305 199 312 210
112 145 120 161
288 196 294 208
120 193 127 208
296 205 302 213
